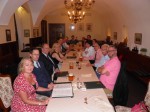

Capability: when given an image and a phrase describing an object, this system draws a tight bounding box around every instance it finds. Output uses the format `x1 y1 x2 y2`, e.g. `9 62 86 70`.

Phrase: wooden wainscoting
30 37 42 48
0 42 19 82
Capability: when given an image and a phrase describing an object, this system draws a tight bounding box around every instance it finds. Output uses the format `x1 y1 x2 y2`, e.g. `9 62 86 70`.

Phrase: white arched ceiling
0 0 150 27
27 0 47 27
28 0 64 26
0 0 7 16
0 0 28 25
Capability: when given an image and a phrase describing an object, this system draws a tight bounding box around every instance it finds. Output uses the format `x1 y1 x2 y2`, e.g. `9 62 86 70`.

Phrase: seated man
30 48 53 97
82 40 95 64
86 43 103 70
69 35 76 45
39 43 59 81
96 44 110 78
97 45 121 91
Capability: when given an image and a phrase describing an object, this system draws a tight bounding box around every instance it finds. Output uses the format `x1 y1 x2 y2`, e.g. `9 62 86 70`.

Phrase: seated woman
11 58 51 112
51 43 64 68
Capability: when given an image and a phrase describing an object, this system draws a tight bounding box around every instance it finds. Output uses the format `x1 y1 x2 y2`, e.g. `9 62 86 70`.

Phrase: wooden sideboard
0 42 19 83
118 47 150 85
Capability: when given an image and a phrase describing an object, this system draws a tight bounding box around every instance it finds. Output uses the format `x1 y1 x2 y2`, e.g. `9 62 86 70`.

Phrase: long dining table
46 51 115 112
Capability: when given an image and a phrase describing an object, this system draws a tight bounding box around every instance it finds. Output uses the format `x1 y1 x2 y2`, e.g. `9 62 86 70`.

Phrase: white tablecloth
46 51 114 112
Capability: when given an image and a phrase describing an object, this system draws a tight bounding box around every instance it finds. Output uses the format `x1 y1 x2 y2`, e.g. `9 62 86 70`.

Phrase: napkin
81 74 92 77
85 96 115 112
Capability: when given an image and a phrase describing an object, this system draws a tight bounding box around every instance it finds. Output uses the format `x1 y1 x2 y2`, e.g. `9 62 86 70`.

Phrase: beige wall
44 8 109 41
0 16 16 44
15 6 41 51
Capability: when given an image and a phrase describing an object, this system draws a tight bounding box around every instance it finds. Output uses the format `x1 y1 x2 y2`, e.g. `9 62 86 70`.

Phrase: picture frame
114 32 117 40
86 23 92 32
5 29 11 41
77 23 84 31
134 33 142 45
33 29 39 37
24 29 30 37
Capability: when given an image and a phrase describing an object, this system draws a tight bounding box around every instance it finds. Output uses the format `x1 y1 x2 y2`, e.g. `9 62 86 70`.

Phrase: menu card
52 82 74 98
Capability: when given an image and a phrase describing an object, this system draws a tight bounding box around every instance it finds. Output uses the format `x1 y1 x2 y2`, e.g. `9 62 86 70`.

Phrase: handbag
131 101 149 112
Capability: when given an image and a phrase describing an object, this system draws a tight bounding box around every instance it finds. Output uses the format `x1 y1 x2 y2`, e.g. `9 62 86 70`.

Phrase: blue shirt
96 55 110 71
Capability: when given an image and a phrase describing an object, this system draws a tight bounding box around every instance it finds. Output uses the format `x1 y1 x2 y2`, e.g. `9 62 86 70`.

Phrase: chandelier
64 0 95 23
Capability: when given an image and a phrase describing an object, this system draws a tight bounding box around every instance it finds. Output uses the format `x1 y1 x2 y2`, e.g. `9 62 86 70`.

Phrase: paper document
52 83 74 98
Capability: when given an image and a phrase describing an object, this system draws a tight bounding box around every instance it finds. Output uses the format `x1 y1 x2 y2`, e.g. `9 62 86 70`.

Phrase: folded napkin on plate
81 74 92 77
85 96 115 112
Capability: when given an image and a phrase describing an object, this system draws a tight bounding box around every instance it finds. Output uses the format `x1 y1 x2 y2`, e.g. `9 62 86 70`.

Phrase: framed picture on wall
134 33 142 45
5 29 11 41
86 23 92 32
114 32 117 40
33 29 39 37
77 23 84 31
24 29 30 37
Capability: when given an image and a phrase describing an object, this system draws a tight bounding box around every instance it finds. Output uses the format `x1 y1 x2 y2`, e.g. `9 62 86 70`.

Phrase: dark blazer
33 61 52 88
113 61 128 106
39 53 58 78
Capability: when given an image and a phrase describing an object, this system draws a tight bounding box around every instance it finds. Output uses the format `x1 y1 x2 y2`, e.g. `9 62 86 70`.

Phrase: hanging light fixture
64 0 95 23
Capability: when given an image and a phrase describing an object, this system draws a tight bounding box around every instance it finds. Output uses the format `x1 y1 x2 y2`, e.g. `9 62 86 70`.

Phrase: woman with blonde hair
11 58 51 112
51 43 64 66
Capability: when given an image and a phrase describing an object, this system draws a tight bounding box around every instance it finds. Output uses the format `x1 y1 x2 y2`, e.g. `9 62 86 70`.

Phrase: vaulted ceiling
0 0 150 26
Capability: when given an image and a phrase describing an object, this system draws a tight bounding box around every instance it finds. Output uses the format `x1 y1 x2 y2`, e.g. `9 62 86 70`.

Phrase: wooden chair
0 74 13 112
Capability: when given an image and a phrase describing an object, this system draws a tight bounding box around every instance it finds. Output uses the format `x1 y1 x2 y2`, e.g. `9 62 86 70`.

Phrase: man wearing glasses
97 45 121 91
96 44 110 78
30 48 53 97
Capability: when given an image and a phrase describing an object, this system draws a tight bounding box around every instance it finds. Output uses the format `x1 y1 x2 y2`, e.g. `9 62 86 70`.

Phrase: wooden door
41 20 47 43
48 23 65 47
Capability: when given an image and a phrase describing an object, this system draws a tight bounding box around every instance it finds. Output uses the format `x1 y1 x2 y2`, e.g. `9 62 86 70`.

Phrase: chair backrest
113 61 128 106
0 74 13 112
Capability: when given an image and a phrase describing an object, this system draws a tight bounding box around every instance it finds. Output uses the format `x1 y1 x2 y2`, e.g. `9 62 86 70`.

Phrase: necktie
47 55 55 65
36 61 40 68
47 55 55 72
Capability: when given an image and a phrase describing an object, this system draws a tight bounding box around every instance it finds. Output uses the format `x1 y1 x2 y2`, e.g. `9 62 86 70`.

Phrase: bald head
101 44 109 56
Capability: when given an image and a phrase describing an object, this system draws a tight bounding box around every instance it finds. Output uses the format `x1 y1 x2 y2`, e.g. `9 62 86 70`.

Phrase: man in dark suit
30 48 53 97
39 43 59 81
